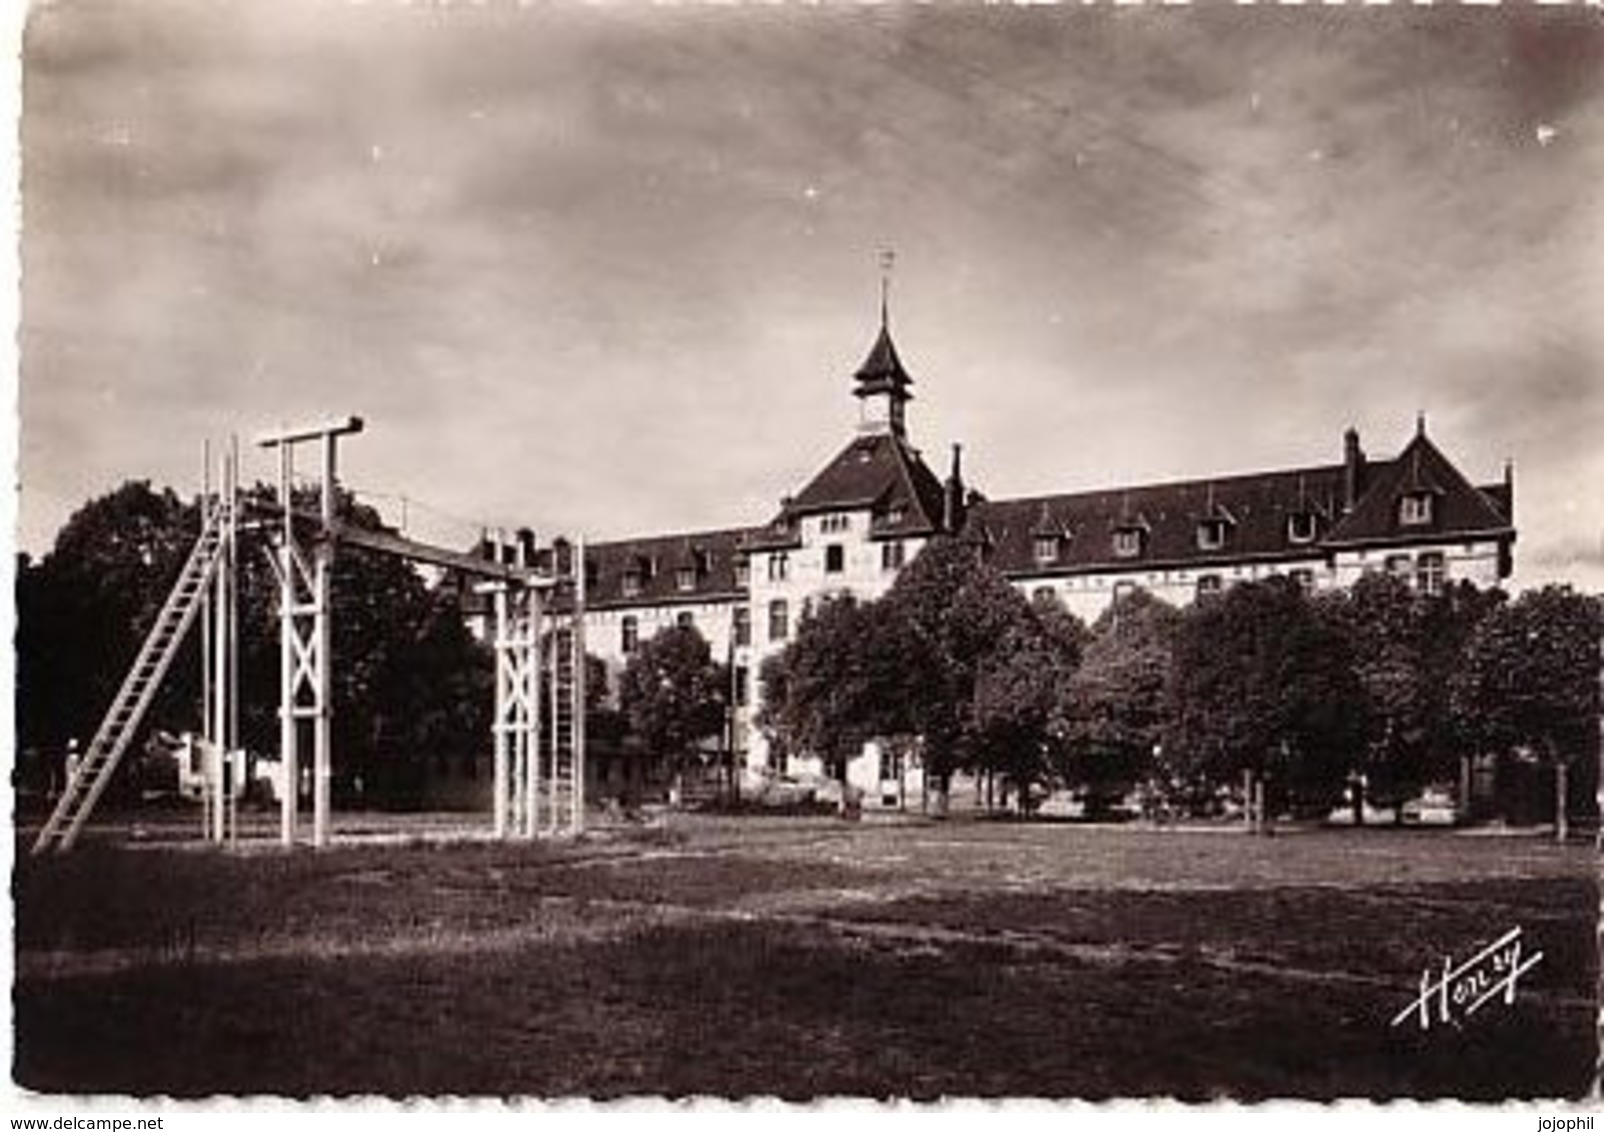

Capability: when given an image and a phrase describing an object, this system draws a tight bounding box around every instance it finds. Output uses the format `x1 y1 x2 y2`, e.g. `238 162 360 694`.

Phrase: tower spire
879 248 895 331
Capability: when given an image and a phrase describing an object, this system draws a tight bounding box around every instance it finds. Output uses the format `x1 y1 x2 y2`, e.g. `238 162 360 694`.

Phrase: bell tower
853 251 913 439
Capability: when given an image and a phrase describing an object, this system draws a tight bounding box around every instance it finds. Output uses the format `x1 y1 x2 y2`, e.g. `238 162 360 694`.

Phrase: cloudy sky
16 1 1604 590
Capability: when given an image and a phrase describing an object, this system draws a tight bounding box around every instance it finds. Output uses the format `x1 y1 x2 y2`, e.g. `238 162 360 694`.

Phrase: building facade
478 313 1516 794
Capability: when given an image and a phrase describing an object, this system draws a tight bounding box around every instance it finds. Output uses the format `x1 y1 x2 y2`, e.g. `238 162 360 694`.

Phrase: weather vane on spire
879 248 895 330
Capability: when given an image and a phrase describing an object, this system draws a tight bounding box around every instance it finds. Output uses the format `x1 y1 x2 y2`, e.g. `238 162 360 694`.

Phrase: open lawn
12 814 1598 1099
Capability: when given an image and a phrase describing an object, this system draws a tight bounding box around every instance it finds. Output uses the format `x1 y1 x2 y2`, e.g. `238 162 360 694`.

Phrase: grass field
12 813 1598 1099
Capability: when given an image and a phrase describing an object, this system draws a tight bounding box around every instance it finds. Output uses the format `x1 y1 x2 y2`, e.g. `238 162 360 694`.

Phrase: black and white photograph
8 0 1603 1111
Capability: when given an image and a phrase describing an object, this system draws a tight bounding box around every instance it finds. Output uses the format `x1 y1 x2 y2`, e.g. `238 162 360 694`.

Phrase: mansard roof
972 433 1513 577
745 432 947 548
446 526 758 610
972 465 1348 575
582 526 755 610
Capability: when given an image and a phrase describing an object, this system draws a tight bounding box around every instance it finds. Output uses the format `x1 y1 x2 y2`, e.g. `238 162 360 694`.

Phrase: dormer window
1287 512 1318 544
886 505 906 526
734 556 750 586
675 566 696 593
1033 534 1060 565
768 552 789 582
1112 528 1144 559
693 548 713 576
1196 519 1229 552
622 570 643 598
1399 493 1434 526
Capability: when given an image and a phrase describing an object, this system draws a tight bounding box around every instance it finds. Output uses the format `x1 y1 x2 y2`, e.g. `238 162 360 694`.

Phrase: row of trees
758 537 1602 825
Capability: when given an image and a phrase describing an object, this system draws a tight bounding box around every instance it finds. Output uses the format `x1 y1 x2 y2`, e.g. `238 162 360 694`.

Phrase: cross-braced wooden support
487 538 544 839
486 534 586 839
259 416 363 848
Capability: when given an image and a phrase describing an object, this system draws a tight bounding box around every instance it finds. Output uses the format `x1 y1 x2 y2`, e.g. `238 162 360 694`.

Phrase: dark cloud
16 4 1604 592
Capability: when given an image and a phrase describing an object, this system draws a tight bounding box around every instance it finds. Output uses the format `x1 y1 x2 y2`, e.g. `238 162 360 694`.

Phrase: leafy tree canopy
617 623 729 769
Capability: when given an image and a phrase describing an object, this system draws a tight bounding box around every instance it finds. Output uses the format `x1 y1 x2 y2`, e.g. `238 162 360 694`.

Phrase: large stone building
476 311 1516 797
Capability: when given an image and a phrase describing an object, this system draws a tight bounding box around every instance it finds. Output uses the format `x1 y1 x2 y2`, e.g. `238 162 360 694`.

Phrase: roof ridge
984 461 1348 508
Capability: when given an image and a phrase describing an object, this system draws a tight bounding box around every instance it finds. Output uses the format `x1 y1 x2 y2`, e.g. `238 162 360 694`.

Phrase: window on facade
879 742 902 783
821 514 850 534
881 540 905 572
621 616 638 655
1112 580 1138 607
1195 574 1223 601
1415 552 1446 596
1385 554 1412 576
768 553 789 582
1196 520 1228 552
676 566 696 593
676 611 695 630
1032 586 1057 605
733 606 751 647
1033 535 1059 564
622 572 642 598
825 544 845 574
1287 512 1318 544
768 599 789 642
1399 493 1434 526
734 665 749 708
1289 568 1316 593
1113 529 1143 559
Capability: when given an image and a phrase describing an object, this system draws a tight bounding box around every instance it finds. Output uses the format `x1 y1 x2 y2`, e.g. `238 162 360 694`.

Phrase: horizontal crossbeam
255 416 365 449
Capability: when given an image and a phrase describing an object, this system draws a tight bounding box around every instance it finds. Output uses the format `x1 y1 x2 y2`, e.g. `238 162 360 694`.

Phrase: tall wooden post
491 579 510 840
278 439 298 846
573 534 587 834
312 432 336 848
524 583 542 840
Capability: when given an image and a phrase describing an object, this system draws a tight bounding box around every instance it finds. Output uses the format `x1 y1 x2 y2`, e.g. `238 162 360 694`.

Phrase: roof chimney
1343 427 1366 514
943 442 965 533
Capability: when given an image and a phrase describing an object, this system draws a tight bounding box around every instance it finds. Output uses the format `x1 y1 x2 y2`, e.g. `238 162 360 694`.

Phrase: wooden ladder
31 502 230 855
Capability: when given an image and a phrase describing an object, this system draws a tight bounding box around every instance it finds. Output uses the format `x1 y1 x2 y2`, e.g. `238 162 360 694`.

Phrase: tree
1450 585 1601 840
1336 574 1505 821
968 594 1088 808
760 594 921 777
1053 588 1178 814
16 482 205 800
617 623 729 789
1167 578 1364 821
878 536 1035 807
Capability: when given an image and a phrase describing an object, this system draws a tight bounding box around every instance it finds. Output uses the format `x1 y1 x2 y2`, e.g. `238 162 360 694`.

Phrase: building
470 308 1516 798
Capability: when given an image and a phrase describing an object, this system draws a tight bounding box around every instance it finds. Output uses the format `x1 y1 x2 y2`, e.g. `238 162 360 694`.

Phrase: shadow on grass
16 877 1596 1099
